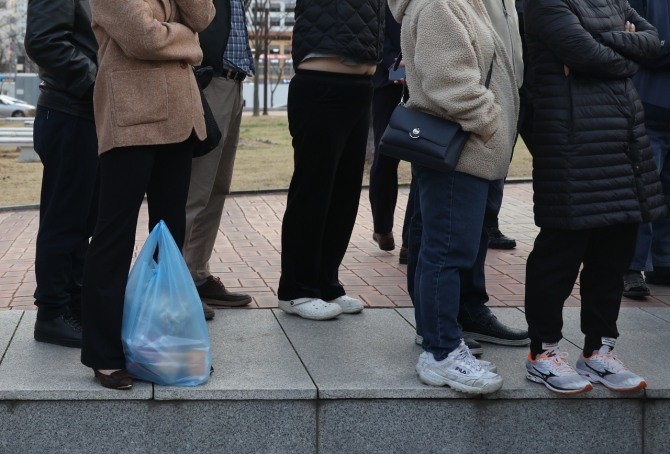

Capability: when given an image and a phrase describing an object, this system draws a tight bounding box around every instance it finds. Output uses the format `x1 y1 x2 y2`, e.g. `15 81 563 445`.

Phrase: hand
625 21 636 32
563 65 571 76
393 59 406 86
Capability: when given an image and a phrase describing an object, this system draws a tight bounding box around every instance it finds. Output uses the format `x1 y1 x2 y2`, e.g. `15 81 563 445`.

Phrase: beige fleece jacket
388 0 519 180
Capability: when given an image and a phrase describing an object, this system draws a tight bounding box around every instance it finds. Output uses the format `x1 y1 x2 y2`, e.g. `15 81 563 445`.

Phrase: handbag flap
387 105 465 147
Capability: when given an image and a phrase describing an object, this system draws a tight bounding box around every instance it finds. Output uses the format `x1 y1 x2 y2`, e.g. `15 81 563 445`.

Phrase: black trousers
525 224 638 350
33 107 98 321
369 82 404 235
278 70 373 301
81 141 193 370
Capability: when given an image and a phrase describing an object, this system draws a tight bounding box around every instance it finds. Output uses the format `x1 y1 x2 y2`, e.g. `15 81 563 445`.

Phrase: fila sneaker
416 351 497 374
576 338 647 392
525 343 593 395
417 341 503 394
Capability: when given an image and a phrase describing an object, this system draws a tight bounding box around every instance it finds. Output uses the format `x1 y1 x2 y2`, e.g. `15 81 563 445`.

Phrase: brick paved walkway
1 182 669 311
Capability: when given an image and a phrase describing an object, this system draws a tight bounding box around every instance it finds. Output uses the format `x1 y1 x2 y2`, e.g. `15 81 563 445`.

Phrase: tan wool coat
90 0 215 154
388 0 519 181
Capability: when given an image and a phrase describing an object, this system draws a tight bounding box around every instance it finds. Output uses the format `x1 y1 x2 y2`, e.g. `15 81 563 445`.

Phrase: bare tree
247 0 293 115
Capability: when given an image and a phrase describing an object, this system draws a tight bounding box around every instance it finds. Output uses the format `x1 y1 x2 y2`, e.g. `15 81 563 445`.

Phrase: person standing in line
277 0 384 321
81 0 214 390
622 0 670 297
457 0 530 349
406 0 530 357
25 0 99 348
183 0 255 321
369 4 412 264
389 0 519 393
523 0 663 395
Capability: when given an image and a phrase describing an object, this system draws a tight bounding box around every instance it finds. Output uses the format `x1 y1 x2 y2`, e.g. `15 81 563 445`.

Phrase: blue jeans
412 166 489 360
629 128 670 271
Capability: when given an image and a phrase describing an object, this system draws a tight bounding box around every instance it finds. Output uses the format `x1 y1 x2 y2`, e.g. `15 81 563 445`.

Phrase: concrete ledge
0 307 668 453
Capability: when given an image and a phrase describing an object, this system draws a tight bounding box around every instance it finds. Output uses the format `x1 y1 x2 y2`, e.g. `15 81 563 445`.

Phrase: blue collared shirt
223 0 255 76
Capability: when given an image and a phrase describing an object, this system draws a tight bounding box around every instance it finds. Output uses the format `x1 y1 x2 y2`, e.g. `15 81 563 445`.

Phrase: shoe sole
34 334 81 349
203 297 252 307
576 370 647 392
278 301 342 321
461 331 530 346
419 369 503 394
525 371 593 395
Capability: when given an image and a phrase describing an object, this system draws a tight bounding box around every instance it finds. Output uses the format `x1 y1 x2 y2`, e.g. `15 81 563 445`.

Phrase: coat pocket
110 68 169 127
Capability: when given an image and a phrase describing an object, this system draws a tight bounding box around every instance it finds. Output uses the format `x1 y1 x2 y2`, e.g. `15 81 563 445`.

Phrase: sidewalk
1 183 670 453
1 182 669 310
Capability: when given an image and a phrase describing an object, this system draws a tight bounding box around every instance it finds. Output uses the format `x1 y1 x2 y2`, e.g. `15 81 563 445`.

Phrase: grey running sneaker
417 341 503 394
576 340 647 392
525 344 593 395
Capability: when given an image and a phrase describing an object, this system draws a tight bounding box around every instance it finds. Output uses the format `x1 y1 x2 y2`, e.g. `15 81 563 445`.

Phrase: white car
0 95 36 117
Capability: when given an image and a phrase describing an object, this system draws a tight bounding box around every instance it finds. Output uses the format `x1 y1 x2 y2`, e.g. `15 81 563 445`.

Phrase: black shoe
623 271 650 298
399 245 408 265
202 301 215 320
34 313 82 348
465 337 483 357
645 267 670 286
94 369 133 390
487 228 516 249
460 315 530 346
373 232 395 251
197 276 252 307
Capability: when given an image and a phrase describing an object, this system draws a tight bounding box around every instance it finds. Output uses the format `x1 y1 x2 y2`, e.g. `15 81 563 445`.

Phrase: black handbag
379 58 493 173
192 66 222 158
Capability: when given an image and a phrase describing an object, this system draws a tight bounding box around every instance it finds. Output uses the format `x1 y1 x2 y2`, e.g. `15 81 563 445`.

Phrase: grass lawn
0 112 532 207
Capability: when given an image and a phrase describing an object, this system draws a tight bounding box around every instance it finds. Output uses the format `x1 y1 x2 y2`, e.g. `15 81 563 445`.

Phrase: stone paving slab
154 308 316 400
0 311 152 400
0 310 20 359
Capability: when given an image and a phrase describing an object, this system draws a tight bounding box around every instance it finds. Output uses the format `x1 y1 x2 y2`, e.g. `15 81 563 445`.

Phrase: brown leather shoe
94 369 133 390
202 301 215 320
372 232 395 251
197 276 252 307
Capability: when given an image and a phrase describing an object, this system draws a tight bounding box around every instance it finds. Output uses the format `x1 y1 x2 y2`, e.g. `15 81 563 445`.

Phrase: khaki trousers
183 77 244 280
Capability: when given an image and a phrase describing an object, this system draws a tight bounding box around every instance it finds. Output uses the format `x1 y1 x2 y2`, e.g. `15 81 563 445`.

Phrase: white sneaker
526 344 592 395
576 340 647 392
327 295 364 314
278 298 342 320
416 350 497 374
417 341 503 394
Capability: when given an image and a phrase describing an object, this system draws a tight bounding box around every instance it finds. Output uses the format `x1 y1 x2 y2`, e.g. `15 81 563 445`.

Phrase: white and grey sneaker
416 350 497 374
576 339 647 392
417 341 503 394
278 298 342 320
525 344 592 395
327 295 364 314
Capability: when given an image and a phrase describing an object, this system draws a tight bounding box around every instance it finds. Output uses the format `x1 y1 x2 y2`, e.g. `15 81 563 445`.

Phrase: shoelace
593 350 627 372
546 351 575 375
454 344 482 372
64 314 83 331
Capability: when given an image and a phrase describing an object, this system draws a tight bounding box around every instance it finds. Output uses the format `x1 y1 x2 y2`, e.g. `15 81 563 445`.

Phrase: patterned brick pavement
1 182 669 311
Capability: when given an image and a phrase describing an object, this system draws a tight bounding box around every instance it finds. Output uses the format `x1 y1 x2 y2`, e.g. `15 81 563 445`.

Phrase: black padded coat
524 0 667 230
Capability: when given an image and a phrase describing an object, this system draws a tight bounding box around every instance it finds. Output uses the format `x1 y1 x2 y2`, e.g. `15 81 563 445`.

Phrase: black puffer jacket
525 0 666 230
291 0 385 70
25 0 98 119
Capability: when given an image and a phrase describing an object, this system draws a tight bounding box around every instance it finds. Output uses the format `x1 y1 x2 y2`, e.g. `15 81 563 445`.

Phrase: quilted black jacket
291 0 385 70
25 0 98 119
524 0 666 230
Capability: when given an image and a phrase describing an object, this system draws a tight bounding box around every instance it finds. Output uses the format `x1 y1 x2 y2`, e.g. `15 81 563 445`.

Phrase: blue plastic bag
122 220 212 386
